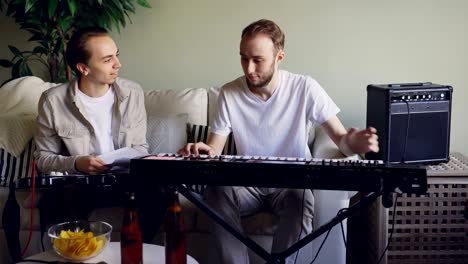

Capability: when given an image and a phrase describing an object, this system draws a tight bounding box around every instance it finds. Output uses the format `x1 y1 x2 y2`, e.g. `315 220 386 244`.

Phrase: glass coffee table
22 242 199 263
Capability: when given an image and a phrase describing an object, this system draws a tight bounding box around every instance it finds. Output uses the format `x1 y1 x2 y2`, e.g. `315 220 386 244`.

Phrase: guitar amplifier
365 82 453 164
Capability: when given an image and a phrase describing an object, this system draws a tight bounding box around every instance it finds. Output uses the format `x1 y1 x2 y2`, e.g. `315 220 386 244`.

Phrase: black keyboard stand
3 172 386 263
177 184 383 264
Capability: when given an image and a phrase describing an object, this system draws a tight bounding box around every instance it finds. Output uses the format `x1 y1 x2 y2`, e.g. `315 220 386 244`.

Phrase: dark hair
65 26 109 76
241 19 285 53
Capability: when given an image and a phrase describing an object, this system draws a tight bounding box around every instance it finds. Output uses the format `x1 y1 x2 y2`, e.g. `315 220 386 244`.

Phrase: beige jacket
34 77 148 174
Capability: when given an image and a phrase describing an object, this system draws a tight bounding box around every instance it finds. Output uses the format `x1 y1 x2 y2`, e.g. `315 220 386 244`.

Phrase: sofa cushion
188 124 237 155
207 87 221 126
0 114 37 157
144 88 208 126
0 188 41 230
0 76 57 158
146 114 188 154
0 140 36 188
0 76 58 116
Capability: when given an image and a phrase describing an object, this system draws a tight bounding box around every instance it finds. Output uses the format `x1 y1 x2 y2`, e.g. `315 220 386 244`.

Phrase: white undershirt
211 70 340 158
77 86 115 154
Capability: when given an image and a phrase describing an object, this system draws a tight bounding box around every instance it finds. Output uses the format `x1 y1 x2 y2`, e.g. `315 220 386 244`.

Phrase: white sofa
0 76 355 264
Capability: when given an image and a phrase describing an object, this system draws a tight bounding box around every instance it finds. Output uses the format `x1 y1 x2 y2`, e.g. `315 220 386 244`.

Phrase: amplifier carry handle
388 82 432 87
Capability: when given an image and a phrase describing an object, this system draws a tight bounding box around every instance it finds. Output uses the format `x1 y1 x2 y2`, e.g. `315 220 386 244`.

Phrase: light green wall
1 0 467 155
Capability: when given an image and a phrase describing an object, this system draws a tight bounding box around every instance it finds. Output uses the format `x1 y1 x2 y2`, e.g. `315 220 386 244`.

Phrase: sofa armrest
311 125 343 159
308 126 362 264
310 125 359 160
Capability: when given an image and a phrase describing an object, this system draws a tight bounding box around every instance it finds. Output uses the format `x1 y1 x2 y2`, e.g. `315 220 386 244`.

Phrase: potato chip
53 229 107 259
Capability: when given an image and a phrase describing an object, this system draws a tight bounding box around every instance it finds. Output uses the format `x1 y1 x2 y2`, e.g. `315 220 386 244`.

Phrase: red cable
21 160 36 257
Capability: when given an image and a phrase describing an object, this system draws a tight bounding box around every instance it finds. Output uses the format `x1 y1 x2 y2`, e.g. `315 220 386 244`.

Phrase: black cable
376 195 399 264
293 189 307 264
401 99 411 163
309 227 332 264
339 220 347 245
308 205 356 264
337 208 354 264
40 232 45 252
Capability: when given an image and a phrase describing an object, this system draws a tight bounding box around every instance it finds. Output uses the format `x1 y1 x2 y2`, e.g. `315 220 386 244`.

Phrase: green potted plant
0 0 151 85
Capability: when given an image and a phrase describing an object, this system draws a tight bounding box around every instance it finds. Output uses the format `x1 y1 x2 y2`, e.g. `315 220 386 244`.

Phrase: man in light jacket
34 26 164 242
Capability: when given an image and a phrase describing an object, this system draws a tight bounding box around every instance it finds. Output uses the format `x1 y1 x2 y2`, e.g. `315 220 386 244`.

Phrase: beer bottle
121 192 143 264
165 190 187 264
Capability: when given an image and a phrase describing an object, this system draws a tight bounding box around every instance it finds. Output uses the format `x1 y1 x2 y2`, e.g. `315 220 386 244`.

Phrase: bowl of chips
48 220 112 260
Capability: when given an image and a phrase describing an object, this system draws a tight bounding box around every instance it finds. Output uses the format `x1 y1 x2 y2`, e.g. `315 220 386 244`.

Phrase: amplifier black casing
365 82 453 164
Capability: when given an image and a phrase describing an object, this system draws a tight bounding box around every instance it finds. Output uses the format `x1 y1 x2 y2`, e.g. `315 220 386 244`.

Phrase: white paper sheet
98 147 146 165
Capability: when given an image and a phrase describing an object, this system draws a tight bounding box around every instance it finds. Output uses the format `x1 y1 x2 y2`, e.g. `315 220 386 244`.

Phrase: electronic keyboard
130 154 428 194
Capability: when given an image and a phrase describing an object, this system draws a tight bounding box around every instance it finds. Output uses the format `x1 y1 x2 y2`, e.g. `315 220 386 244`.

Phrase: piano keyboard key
158 153 384 166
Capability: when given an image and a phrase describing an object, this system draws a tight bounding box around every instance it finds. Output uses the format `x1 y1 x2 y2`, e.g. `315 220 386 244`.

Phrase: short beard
246 61 275 89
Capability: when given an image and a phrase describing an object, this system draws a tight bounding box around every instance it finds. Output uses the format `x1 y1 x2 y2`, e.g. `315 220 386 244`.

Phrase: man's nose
114 57 122 68
247 61 255 73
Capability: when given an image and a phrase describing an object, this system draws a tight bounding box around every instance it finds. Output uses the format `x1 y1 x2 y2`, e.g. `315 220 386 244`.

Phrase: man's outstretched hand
346 127 379 154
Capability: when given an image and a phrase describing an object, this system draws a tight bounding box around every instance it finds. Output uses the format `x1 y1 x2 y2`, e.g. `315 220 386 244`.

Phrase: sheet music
99 147 146 165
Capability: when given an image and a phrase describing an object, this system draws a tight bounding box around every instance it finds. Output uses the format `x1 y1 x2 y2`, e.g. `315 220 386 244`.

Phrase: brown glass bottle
121 192 143 264
165 190 187 264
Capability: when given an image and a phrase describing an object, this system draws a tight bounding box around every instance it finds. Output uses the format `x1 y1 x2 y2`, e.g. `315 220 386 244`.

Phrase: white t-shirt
77 86 116 154
211 70 340 158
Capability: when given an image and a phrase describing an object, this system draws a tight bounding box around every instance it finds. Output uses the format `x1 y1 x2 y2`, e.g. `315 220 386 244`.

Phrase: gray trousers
204 186 314 264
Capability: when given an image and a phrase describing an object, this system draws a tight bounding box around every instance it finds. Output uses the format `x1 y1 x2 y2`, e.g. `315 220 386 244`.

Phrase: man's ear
276 50 285 63
76 63 89 76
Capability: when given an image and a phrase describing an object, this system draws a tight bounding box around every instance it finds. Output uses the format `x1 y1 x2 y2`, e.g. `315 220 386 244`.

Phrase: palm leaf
8 45 22 57
67 0 77 16
25 0 34 13
48 0 59 19
2 0 152 82
136 0 151 8
19 62 33 76
0 59 14 68
32 46 48 55
12 59 23 78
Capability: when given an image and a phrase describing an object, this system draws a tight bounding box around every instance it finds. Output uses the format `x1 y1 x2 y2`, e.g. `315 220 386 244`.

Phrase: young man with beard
34 27 165 242
179 19 379 264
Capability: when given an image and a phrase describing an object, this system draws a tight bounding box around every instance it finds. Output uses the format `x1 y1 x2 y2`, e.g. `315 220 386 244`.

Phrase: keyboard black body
130 155 428 194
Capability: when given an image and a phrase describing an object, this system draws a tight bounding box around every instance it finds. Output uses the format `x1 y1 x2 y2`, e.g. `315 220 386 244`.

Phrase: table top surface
24 242 199 264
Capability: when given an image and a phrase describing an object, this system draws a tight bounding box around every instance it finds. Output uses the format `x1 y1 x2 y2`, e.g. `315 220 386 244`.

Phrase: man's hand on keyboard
178 142 215 156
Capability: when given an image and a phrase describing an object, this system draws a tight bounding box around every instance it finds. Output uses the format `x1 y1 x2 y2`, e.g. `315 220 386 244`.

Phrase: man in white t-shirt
179 19 379 264
34 27 165 242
